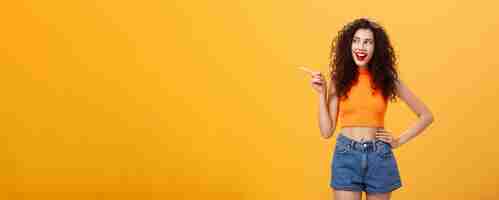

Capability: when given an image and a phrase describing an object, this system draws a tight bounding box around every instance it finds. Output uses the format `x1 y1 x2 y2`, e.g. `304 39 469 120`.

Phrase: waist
339 126 383 141
336 133 387 153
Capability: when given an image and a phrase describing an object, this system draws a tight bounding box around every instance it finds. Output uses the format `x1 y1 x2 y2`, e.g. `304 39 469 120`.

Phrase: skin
299 28 434 200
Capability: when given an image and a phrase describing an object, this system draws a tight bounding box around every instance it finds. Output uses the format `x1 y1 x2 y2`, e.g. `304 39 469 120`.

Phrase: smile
355 52 367 61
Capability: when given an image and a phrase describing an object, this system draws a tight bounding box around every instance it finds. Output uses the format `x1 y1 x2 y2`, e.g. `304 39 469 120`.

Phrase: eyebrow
353 37 374 41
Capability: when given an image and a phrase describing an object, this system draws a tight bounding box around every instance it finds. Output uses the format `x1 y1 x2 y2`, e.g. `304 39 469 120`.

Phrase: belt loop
361 139 365 152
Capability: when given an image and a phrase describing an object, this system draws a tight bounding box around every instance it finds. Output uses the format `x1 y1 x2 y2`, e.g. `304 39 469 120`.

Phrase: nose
353 44 367 52
359 42 369 50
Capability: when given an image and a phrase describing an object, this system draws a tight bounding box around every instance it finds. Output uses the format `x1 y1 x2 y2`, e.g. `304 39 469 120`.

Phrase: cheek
368 46 375 57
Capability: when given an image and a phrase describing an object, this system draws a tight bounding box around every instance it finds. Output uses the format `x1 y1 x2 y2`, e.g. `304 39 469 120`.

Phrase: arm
318 79 339 139
395 79 435 147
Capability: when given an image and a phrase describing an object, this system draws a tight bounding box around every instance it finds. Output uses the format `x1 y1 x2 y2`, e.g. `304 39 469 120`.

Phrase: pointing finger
298 66 321 76
298 66 313 73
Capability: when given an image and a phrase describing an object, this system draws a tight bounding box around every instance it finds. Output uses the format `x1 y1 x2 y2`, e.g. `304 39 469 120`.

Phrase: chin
355 62 367 67
354 60 371 67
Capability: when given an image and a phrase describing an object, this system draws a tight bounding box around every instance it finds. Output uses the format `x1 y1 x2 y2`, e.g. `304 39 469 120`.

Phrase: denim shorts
330 133 402 193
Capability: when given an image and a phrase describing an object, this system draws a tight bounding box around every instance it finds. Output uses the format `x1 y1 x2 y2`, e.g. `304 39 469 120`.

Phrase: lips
355 52 367 61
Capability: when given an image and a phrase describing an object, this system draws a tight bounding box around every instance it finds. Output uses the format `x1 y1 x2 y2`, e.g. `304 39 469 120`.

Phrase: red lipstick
355 52 367 61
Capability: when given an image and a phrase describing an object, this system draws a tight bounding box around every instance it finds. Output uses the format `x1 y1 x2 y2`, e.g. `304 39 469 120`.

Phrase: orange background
2 0 499 199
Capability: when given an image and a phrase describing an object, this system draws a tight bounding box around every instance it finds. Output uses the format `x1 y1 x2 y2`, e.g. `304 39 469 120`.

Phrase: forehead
353 28 374 39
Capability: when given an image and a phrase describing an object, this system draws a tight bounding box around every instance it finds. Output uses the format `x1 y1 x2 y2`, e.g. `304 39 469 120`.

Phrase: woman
300 18 434 200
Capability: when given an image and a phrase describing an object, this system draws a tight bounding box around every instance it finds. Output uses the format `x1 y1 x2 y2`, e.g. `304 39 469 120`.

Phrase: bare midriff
339 126 383 142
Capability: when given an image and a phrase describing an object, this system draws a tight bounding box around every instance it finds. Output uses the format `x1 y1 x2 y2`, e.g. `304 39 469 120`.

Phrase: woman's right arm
300 66 339 139
318 80 339 139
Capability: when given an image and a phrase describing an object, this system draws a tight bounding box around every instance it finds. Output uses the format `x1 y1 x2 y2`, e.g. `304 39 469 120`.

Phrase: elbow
321 133 333 140
421 112 434 124
320 126 335 139
321 133 332 139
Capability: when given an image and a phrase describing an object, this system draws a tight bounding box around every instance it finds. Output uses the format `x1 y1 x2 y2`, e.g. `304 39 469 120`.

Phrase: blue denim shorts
330 133 402 193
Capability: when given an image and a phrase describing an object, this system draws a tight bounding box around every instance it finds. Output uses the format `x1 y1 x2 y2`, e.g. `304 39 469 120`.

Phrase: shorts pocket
376 143 393 159
371 145 400 180
335 142 351 154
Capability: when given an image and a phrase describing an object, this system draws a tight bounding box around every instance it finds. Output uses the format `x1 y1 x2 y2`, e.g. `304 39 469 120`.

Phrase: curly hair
329 18 400 102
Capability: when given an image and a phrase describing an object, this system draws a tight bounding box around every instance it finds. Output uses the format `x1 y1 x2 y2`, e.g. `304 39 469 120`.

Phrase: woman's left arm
393 79 434 148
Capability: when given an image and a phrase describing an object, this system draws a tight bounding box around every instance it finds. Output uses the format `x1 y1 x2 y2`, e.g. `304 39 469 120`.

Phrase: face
351 28 375 67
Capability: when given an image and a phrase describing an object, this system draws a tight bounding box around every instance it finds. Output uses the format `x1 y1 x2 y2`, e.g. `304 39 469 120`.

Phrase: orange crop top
338 67 387 128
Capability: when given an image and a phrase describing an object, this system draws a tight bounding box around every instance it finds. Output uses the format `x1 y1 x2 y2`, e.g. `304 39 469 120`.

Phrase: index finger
298 66 319 76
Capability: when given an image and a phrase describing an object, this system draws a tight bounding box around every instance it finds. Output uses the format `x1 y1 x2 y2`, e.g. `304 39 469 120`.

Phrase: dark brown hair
329 18 399 102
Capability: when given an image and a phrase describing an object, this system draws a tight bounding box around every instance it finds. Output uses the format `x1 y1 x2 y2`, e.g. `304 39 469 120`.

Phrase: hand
298 66 327 95
375 128 401 149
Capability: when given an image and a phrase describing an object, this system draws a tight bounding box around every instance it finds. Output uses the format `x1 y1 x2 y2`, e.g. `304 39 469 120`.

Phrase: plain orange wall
2 0 499 199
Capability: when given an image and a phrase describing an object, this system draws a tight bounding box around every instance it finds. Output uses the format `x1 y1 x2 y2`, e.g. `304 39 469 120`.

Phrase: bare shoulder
394 79 433 118
394 78 418 103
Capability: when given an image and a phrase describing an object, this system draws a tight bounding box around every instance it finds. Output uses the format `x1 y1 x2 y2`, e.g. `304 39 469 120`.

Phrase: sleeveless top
338 67 387 128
